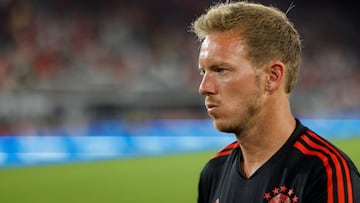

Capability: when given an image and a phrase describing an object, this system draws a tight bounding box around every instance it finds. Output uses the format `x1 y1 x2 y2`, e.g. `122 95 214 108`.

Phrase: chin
213 120 236 134
213 116 250 135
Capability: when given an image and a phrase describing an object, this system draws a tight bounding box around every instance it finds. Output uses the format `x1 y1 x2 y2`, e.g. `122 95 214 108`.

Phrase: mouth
205 103 219 114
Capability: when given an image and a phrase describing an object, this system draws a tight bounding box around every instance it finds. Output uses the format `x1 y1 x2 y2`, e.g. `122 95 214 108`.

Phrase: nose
199 73 216 96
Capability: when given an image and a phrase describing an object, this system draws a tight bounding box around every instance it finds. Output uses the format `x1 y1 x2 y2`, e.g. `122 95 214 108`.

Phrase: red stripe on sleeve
212 150 233 159
300 134 345 202
294 141 333 203
212 142 240 159
307 130 353 203
221 142 240 151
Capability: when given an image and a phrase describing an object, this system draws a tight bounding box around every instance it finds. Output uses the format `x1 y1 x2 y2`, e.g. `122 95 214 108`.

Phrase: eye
199 69 205 76
214 66 228 74
216 67 226 73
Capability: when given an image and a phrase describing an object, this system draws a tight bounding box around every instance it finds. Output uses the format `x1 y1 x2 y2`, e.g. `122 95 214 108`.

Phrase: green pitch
0 138 359 203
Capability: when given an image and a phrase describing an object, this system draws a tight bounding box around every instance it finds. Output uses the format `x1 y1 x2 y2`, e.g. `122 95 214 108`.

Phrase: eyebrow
199 62 231 70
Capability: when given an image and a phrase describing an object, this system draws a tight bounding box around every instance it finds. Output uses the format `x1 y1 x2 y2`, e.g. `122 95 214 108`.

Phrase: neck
236 97 296 179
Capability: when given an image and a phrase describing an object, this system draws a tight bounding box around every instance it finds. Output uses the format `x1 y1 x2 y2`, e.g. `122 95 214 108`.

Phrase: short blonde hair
191 1 302 93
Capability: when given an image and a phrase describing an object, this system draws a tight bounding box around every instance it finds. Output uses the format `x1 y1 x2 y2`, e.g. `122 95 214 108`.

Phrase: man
191 1 360 203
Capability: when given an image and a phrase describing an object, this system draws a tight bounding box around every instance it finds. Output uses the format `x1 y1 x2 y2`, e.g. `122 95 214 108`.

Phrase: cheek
222 77 254 98
222 78 261 108
221 87 249 113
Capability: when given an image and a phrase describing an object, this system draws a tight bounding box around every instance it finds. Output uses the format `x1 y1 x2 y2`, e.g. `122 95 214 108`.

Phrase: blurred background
0 0 359 136
0 0 359 202
0 0 359 159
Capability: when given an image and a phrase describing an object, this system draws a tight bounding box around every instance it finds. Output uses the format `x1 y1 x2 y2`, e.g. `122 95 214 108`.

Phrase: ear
265 61 285 93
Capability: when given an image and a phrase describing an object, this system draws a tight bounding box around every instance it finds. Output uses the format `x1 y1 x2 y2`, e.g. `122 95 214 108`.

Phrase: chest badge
264 185 299 203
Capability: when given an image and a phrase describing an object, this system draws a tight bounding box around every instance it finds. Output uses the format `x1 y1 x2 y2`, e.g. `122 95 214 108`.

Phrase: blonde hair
191 1 302 93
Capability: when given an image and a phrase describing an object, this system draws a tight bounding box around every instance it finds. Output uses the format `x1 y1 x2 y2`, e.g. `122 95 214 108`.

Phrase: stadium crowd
0 0 359 134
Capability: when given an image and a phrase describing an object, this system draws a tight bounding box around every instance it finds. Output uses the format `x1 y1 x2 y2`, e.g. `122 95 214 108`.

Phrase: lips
205 103 219 114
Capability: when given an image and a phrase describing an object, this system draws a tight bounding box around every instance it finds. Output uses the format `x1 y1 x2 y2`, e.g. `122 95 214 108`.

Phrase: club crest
264 185 299 203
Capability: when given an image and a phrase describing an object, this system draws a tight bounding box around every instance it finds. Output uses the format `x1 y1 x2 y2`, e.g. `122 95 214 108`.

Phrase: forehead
199 31 247 64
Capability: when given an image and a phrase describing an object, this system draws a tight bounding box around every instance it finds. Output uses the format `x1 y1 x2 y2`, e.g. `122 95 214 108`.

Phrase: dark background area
0 0 359 135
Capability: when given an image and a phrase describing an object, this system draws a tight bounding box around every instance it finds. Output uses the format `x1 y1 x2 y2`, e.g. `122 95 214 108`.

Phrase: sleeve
198 164 211 203
302 153 360 203
348 159 360 203
294 131 360 203
198 159 221 203
351 169 360 203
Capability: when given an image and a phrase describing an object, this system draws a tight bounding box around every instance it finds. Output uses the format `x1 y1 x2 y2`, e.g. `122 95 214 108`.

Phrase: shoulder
293 128 356 171
200 141 239 177
293 128 360 202
212 141 240 159
198 141 240 202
